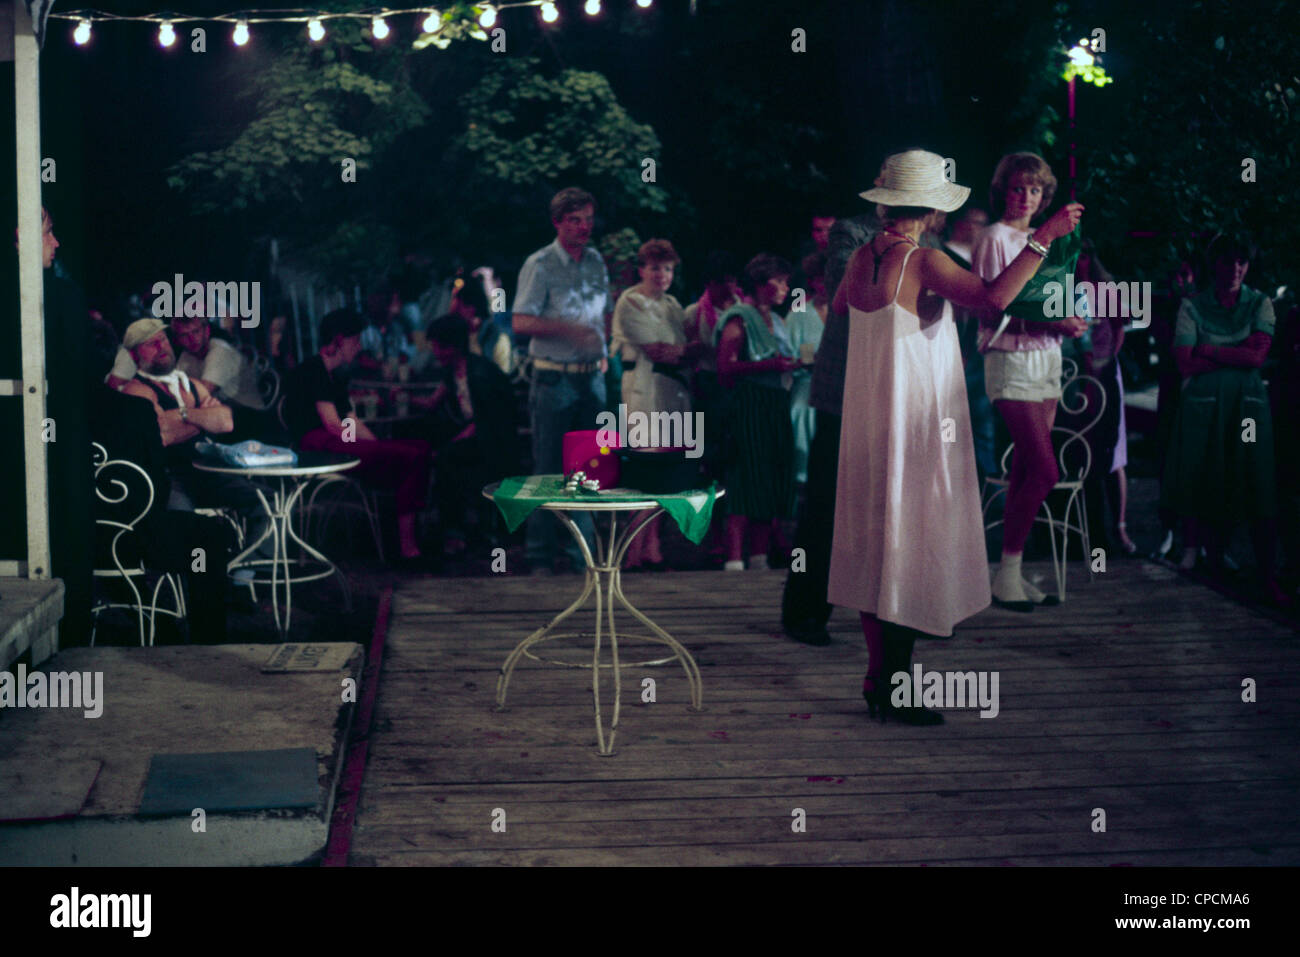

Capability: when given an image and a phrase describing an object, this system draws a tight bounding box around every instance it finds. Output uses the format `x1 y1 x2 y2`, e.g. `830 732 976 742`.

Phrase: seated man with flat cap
119 317 267 542
87 319 235 643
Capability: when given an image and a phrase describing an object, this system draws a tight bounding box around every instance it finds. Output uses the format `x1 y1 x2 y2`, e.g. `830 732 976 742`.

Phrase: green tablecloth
492 475 718 544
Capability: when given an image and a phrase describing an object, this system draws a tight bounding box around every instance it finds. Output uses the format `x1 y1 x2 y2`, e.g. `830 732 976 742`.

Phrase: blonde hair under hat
122 317 168 350
859 150 970 212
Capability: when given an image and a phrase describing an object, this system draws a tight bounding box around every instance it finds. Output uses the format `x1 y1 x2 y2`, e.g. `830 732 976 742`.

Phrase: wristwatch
179 405 189 422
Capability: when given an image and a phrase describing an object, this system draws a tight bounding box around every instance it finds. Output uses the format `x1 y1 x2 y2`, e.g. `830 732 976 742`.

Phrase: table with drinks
349 375 441 436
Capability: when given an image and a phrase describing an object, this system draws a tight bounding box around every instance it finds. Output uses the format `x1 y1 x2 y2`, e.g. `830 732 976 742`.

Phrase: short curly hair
988 152 1057 224
637 239 680 268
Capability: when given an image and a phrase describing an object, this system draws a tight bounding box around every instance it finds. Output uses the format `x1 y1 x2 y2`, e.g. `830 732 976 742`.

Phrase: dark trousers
170 463 272 557
782 409 841 630
139 511 234 644
526 368 606 565
435 438 491 538
300 430 431 515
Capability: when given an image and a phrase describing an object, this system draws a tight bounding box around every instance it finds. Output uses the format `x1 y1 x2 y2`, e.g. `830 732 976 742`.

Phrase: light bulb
541 2 558 23
585 0 602 15
73 20 91 45
423 9 442 33
308 18 325 42
479 6 496 28
158 22 176 47
637 0 653 7
372 17 389 40
233 21 250 46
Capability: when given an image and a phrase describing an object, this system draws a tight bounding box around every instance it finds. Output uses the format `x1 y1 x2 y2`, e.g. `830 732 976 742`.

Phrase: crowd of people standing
33 153 1295 689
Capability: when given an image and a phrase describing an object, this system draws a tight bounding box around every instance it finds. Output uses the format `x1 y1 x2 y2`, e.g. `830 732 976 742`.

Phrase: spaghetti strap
892 246 918 304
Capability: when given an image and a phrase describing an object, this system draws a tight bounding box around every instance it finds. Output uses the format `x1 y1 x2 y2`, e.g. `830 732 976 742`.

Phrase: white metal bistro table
484 478 723 755
193 452 360 638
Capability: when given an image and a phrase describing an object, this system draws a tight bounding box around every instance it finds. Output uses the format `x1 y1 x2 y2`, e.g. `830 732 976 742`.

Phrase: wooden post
13 0 50 579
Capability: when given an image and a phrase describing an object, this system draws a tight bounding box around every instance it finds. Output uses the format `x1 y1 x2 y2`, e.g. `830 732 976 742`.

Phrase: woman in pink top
972 154 1089 610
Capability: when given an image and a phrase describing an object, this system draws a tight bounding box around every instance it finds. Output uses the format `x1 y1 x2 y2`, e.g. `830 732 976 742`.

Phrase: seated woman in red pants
284 308 432 562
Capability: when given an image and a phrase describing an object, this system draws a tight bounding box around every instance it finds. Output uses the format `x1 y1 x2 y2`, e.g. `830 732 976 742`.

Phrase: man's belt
532 357 602 374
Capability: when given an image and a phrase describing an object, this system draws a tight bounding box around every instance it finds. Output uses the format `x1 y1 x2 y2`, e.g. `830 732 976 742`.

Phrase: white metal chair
90 443 187 646
981 357 1108 601
252 353 281 408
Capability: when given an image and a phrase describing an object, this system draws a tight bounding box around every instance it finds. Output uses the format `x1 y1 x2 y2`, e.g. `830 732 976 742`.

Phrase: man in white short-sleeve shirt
511 186 610 573
171 315 267 410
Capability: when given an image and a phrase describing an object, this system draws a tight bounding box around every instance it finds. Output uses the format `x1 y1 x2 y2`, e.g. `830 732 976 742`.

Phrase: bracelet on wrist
1025 237 1050 258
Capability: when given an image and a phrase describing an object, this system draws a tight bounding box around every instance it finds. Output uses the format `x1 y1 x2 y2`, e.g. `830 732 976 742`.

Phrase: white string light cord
49 2 659 46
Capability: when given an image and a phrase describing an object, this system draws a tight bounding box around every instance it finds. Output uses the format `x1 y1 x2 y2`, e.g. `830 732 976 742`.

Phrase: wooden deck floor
350 561 1300 866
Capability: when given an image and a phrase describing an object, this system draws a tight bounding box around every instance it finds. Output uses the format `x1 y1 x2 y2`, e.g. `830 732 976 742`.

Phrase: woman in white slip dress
828 150 1083 724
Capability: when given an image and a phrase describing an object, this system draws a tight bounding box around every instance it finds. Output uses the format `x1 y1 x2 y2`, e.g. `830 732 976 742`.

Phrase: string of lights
48 2 659 46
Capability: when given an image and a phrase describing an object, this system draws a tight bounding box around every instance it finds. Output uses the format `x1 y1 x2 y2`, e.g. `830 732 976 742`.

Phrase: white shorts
983 346 1062 403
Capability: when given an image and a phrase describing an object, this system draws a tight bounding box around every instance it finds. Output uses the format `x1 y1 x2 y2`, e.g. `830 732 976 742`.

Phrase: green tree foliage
166 15 429 284
166 13 678 288
441 58 671 256
1072 0 1298 287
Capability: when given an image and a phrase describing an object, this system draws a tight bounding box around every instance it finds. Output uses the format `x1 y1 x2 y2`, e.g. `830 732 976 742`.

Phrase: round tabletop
482 480 723 512
192 450 361 478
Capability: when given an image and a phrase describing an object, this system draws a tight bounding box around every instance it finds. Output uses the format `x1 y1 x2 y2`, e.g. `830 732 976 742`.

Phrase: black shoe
861 679 944 724
886 701 945 725
784 621 831 646
992 596 1035 612
863 680 887 721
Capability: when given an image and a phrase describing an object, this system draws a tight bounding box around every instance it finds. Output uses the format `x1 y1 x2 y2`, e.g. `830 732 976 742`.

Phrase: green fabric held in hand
1004 227 1084 322
492 475 718 544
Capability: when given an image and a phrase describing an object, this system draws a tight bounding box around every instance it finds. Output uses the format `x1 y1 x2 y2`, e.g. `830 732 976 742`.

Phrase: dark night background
0 0 1294 417
22 0 1245 315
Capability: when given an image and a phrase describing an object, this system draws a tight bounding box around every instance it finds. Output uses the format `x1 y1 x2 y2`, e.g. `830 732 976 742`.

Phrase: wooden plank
356 783 1300 824
347 569 1300 866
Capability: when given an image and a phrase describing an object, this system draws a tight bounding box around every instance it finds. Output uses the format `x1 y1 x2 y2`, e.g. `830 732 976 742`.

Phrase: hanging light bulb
371 16 390 40
158 21 176 47
423 9 442 33
479 5 496 28
585 0 602 15
73 19 92 45
233 21 250 46
308 18 325 42
541 2 558 22
637 0 653 7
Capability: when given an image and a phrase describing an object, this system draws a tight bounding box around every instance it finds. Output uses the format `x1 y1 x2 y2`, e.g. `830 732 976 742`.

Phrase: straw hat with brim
123 318 169 350
859 150 970 213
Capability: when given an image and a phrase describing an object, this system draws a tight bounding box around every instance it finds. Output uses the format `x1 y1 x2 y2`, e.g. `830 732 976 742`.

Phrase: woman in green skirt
1162 234 1286 604
715 254 804 570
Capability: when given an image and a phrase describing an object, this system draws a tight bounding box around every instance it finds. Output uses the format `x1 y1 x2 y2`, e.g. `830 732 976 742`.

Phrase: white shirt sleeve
201 339 244 394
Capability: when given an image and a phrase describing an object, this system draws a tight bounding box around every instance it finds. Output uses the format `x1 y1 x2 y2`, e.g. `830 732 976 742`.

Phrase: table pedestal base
229 476 353 639
494 509 703 756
